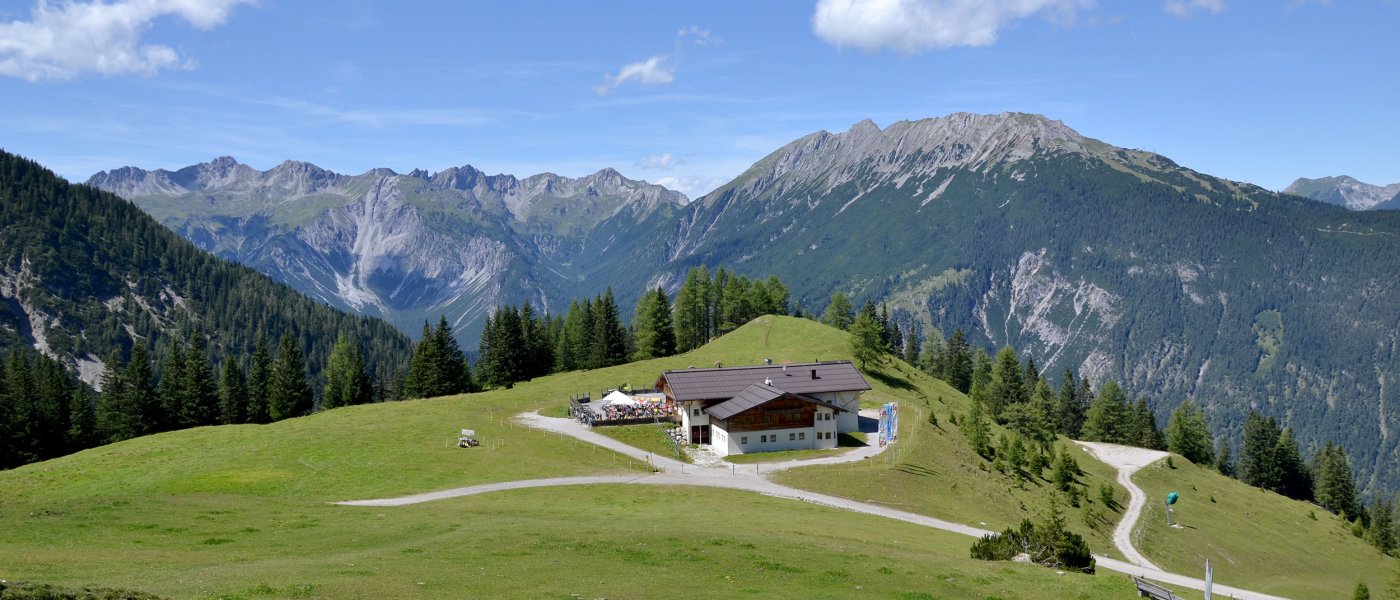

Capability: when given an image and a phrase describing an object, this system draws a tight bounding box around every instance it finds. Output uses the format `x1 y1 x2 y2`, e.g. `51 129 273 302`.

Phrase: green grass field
593 423 690 463
0 315 1387 598
772 358 1130 560
1134 455 1396 599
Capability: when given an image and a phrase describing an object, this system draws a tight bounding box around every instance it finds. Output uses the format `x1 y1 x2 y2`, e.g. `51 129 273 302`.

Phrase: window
760 435 767 443
692 408 701 416
799 432 805 440
741 436 748 444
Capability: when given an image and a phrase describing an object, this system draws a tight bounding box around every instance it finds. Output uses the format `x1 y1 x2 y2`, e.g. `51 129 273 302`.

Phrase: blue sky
1 0 1395 198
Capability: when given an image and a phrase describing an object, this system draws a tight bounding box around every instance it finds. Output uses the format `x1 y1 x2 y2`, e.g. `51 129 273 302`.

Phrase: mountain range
1284 175 1400 210
88 112 1400 495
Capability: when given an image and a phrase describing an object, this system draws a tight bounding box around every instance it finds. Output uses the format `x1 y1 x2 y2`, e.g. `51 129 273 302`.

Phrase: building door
690 425 710 445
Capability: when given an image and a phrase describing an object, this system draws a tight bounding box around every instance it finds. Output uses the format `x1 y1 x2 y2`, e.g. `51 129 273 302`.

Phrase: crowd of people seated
570 397 675 426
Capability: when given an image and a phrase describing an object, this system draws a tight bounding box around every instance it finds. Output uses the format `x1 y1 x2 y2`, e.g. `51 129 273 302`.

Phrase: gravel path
335 414 1291 599
1074 441 1168 570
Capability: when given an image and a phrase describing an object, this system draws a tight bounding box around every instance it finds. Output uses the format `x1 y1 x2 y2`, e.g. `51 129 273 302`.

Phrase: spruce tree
987 346 1028 421
268 332 312 420
94 350 131 443
155 339 184 432
179 330 219 427
943 329 973 393
964 398 992 458
219 357 248 424
1368 495 1396 555
435 316 474 394
123 343 158 437
591 288 628 368
246 337 272 424
1240 412 1283 491
1081 380 1129 444
674 267 711 351
323 333 372 409
1166 399 1214 465
1216 437 1236 478
848 310 886 370
67 385 95 450
1274 428 1312 500
820 291 854 330
1054 368 1085 438
902 330 920 366
1131 397 1164 450
633 287 677 360
1313 442 1360 518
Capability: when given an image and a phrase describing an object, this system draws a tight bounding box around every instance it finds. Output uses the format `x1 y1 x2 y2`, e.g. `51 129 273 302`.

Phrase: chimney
810 369 818 380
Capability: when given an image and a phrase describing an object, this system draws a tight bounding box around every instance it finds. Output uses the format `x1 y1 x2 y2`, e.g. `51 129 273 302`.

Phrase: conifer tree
1313 442 1360 518
123 343 158 437
1368 495 1396 555
434 316 474 393
1274 428 1312 500
1166 399 1214 465
246 337 272 424
943 329 973 393
179 330 219 427
674 267 711 351
987 346 1028 421
590 288 628 368
268 332 312 420
1054 368 1085 438
820 291 854 331
902 330 920 366
1081 380 1129 444
155 339 184 432
322 333 372 409
67 385 95 451
633 287 677 360
95 349 131 444
1354 581 1370 600
964 398 992 458
920 334 945 378
969 347 993 408
1131 397 1165 450
1217 437 1236 478
848 309 887 370
218 357 248 424
1240 412 1283 492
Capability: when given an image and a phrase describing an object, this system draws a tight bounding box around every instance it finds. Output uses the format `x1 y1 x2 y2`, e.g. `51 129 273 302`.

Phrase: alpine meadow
3 1 1399 599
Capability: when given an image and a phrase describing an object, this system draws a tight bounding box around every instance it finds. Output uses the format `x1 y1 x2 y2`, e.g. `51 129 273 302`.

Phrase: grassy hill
1 315 1386 598
1134 455 1397 599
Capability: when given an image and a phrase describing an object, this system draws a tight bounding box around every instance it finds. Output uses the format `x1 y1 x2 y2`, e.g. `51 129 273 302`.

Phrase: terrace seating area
568 388 676 427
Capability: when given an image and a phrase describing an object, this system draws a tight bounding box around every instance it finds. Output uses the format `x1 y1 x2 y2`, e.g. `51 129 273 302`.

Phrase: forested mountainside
92 112 1400 495
87 158 688 342
0 150 412 397
1285 175 1400 210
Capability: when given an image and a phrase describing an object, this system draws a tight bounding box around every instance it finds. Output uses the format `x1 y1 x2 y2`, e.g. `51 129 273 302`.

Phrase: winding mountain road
337 413 1290 600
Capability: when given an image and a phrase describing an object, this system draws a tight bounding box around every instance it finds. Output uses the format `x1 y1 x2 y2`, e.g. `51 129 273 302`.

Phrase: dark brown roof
658 360 870 402
704 382 850 420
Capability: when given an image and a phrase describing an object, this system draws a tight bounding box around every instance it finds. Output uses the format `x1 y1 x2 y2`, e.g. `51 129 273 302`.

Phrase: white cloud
677 25 723 46
594 55 674 95
636 152 686 170
653 174 729 200
811 0 1094 54
1163 0 1225 17
0 0 252 82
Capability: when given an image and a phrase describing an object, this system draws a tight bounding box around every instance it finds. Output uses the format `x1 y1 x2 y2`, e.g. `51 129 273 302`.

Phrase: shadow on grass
896 463 939 478
864 367 916 391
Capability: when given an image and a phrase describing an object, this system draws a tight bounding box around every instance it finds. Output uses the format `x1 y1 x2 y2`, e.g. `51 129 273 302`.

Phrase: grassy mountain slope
1134 455 1396 598
2 316 1385 598
1 316 1137 599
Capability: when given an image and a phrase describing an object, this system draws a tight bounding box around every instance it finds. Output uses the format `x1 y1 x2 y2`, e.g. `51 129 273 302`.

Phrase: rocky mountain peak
1284 175 1400 210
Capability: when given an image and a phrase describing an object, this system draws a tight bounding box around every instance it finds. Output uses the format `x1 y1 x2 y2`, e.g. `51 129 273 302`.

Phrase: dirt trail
1075 440 1168 570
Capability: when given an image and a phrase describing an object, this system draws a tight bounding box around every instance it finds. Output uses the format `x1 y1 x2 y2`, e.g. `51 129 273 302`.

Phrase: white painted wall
811 391 862 433
724 425 818 454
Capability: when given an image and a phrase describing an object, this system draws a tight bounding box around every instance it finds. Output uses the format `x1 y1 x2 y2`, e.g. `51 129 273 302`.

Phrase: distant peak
847 118 880 135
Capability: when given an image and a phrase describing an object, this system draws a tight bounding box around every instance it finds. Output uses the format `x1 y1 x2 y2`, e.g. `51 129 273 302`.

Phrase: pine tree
1166 399 1214 465
591 288 628 368
155 339 184 432
434 316 474 394
94 349 131 443
268 332 312 421
67 385 95 450
848 309 887 370
1355 581 1370 600
674 267 711 351
964 398 992 458
1274 428 1312 500
1022 356 1040 389
179 330 219 427
322 333 372 409
943 329 973 393
987 346 1028 421
1368 495 1396 555
1131 397 1164 450
1217 437 1236 478
902 330 920 365
123 343 158 437
246 337 272 424
633 287 677 360
820 291 854 331
1081 380 1129 444
1240 411 1283 491
218 357 248 424
1313 442 1360 518
1054 368 1085 438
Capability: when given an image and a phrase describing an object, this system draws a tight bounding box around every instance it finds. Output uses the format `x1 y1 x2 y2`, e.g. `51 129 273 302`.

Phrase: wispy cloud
636 152 686 170
677 25 723 46
811 0 1094 54
255 97 497 129
1163 0 1225 18
0 0 253 82
594 55 675 95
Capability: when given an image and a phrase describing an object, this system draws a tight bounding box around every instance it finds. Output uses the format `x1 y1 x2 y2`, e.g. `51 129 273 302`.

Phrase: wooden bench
1132 576 1178 600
